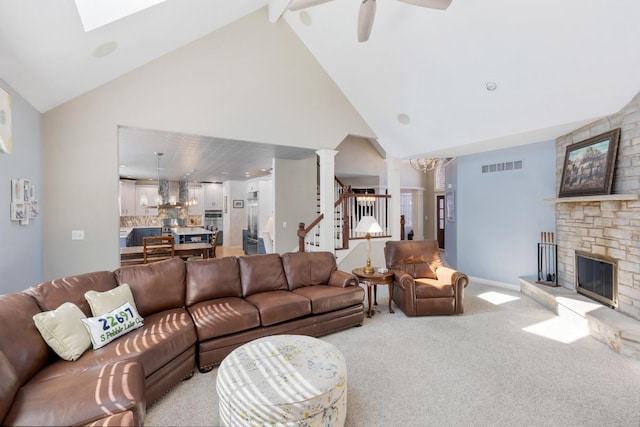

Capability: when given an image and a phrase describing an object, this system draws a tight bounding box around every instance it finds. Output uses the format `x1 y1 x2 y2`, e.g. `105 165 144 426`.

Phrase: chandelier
409 158 440 173
356 191 376 207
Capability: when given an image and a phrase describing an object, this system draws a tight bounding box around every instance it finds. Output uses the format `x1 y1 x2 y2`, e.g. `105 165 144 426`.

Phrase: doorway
436 195 445 249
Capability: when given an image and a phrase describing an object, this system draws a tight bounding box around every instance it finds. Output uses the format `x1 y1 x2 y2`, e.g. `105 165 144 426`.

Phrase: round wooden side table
352 267 394 318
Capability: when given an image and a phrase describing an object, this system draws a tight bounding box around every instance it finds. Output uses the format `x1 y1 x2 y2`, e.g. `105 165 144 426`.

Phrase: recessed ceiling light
92 41 118 58
397 113 411 125
300 11 312 26
485 81 498 91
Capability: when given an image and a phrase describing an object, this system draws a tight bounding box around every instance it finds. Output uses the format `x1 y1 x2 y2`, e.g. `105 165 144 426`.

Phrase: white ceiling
118 126 317 182
1 0 640 179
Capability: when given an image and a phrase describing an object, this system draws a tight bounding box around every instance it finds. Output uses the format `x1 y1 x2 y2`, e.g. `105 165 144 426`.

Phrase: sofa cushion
401 262 438 280
81 302 144 350
3 360 145 427
0 350 19 423
281 251 338 290
32 302 91 361
25 271 118 317
239 254 288 297
415 279 454 298
113 257 186 317
0 293 49 386
29 307 196 383
85 283 139 316
187 297 260 341
384 240 443 280
85 410 136 427
245 291 311 326
185 257 242 305
292 285 365 314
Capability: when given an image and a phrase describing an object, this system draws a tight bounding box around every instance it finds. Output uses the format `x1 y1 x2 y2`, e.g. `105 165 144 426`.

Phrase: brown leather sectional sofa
0 251 364 426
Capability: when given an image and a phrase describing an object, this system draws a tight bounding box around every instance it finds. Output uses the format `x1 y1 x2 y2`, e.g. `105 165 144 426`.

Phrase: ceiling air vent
481 160 523 174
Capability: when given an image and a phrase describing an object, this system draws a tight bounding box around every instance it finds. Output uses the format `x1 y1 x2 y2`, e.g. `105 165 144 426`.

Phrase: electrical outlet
282 221 287 228
71 230 85 240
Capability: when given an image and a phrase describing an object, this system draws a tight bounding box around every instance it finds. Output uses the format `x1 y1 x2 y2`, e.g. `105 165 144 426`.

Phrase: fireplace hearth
575 251 617 308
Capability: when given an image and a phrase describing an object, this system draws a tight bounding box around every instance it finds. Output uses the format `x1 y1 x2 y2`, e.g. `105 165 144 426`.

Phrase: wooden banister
297 214 324 252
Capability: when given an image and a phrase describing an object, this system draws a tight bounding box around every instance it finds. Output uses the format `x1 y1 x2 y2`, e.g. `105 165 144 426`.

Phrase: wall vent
481 160 523 174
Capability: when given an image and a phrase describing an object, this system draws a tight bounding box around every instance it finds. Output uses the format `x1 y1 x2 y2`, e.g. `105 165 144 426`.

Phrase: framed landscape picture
559 128 620 197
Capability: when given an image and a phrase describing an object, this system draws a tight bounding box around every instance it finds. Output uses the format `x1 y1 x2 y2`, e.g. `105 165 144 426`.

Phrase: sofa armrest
4 360 145 427
390 270 414 291
435 266 469 289
328 270 359 288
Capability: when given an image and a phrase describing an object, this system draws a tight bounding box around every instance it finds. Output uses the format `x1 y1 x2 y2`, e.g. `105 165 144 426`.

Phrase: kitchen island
170 227 215 244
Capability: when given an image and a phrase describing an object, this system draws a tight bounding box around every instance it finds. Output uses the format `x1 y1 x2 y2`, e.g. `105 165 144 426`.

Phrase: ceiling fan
287 0 452 42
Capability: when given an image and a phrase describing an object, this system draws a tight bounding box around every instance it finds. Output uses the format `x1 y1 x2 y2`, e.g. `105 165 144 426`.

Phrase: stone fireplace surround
521 92 640 359
555 93 640 322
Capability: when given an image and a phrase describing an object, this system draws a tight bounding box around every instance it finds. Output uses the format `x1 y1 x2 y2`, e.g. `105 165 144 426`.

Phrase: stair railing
298 179 392 252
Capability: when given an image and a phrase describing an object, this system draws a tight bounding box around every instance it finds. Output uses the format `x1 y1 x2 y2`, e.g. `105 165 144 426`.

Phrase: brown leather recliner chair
384 240 469 316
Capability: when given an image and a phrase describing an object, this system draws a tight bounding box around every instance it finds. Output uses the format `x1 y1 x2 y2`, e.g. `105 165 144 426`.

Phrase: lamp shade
355 216 383 234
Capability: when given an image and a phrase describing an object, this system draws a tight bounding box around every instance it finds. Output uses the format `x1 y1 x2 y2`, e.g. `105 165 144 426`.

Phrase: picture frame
559 128 621 197
11 179 24 203
11 202 27 222
233 199 244 209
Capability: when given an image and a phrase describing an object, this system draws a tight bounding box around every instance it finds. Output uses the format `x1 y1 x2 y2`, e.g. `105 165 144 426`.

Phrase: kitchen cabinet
187 186 204 216
203 183 223 209
135 185 159 216
119 180 136 216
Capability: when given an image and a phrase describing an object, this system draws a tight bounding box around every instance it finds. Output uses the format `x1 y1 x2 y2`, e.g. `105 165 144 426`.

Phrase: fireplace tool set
537 231 558 286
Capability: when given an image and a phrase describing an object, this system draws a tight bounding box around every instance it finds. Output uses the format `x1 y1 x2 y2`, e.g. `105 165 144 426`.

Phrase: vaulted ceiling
1 0 639 165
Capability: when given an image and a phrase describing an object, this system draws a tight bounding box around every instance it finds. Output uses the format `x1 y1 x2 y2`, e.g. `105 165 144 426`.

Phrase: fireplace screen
575 251 617 308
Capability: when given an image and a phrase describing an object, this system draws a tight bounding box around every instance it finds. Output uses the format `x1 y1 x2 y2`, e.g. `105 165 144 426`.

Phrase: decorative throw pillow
85 283 138 317
81 302 144 350
32 302 91 361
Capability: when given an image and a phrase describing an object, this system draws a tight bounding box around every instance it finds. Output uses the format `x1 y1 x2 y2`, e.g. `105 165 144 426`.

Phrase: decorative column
316 149 338 253
386 157 402 240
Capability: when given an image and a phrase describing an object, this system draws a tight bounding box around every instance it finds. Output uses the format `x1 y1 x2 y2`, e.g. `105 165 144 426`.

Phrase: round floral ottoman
216 335 347 426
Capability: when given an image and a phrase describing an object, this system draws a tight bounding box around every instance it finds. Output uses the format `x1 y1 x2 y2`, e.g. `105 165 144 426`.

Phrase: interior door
436 195 445 249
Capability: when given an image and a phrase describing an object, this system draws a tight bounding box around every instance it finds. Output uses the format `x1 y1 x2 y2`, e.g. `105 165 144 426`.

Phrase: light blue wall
456 140 556 286
0 80 42 293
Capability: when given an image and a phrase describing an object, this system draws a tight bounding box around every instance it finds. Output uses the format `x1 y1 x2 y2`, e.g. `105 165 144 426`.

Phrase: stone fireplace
555 92 640 322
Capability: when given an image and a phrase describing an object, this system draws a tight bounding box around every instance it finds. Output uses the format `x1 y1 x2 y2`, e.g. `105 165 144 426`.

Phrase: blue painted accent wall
0 80 42 292
456 140 556 286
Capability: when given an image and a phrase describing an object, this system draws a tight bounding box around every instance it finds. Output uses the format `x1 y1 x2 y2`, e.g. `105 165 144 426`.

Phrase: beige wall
273 157 317 253
41 8 373 279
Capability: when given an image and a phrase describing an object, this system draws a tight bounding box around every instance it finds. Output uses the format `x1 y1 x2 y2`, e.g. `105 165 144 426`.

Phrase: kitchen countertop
119 225 162 237
170 227 214 235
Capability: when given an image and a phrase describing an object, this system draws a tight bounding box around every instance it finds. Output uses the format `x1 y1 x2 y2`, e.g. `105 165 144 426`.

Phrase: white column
316 149 338 253
386 157 402 240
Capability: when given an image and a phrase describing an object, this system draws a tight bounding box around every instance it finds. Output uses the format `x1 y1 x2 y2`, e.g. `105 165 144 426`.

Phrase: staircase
298 177 391 253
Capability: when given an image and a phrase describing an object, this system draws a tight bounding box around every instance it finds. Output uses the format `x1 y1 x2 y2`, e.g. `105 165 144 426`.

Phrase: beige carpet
145 282 640 426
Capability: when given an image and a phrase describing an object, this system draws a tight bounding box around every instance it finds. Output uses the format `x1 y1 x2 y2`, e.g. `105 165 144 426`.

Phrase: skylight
74 0 167 32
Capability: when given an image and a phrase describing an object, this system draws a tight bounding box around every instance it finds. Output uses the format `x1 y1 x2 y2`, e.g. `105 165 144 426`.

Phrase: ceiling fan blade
357 0 376 42
288 0 336 11
396 0 452 10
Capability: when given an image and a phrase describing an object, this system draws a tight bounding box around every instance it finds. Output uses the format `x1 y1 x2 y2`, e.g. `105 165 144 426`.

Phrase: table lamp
354 216 383 274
